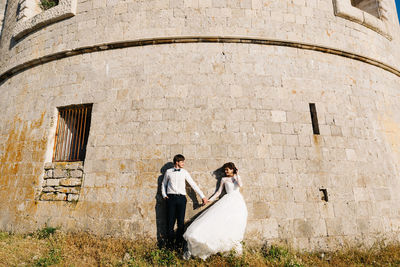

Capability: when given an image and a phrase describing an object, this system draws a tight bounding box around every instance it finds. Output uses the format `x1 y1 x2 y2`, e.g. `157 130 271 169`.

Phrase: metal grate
53 104 92 162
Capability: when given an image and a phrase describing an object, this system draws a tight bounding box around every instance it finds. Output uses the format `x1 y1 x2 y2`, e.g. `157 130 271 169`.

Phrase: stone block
46 179 60 186
353 187 370 202
42 186 55 193
333 202 356 218
67 194 79 202
325 218 344 236
318 203 335 218
252 202 271 219
54 161 83 170
303 202 319 219
55 187 80 194
270 202 288 219
40 192 67 201
345 149 357 161
286 202 305 219
355 201 372 218
293 188 307 202
53 168 66 178
341 217 358 235
273 188 293 202
373 188 391 201
59 178 82 187
294 219 314 238
44 169 53 179
70 170 83 178
277 219 294 239
44 162 54 170
260 219 279 239
271 110 286 122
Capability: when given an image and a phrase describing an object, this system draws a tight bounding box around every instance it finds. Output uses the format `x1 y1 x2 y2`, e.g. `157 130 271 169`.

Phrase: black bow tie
173 168 181 172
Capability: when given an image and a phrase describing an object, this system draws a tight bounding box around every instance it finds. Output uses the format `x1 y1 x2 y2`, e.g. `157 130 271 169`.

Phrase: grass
39 0 59 11
1 228 400 266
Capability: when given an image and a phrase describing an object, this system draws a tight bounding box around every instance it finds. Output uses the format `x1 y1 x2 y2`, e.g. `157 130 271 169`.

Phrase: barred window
53 104 92 162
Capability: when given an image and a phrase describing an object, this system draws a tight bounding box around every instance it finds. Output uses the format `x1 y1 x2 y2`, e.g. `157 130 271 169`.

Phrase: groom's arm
161 172 169 199
184 171 206 201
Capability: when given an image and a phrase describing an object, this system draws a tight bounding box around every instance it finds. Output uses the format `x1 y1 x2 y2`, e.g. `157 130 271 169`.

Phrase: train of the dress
183 190 248 260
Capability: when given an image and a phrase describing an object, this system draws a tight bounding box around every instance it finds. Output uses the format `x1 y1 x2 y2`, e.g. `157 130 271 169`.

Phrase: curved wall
1 0 400 76
1 0 400 250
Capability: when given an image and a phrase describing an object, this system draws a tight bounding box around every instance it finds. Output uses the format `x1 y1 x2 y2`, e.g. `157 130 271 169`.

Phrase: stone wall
0 0 6 36
1 42 400 250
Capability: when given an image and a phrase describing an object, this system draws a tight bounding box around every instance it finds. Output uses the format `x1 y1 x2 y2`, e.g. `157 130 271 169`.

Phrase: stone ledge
13 0 77 40
333 0 391 40
44 161 83 171
1 37 400 85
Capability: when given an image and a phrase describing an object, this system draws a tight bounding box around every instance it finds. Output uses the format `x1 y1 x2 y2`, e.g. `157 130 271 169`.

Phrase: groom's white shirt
161 168 205 199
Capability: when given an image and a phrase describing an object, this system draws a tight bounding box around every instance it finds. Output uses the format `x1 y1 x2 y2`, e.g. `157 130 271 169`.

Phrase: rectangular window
53 104 92 162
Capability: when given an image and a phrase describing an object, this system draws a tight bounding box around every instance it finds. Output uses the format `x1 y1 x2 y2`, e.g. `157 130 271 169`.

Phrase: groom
161 154 208 249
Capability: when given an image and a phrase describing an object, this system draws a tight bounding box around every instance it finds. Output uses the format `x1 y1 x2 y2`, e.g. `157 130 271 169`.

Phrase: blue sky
396 0 400 23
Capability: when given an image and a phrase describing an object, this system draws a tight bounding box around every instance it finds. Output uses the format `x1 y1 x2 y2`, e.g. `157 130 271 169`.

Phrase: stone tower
0 0 400 250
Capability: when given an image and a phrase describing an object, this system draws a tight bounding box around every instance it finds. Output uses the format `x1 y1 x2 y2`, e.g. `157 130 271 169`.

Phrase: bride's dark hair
222 162 238 174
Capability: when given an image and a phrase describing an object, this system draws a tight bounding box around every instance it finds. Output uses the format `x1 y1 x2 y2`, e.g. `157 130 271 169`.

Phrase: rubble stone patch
39 162 83 202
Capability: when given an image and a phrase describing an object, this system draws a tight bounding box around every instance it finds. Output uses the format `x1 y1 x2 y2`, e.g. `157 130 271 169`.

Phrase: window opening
39 0 59 11
53 104 92 162
319 188 329 202
309 103 320 135
351 0 381 18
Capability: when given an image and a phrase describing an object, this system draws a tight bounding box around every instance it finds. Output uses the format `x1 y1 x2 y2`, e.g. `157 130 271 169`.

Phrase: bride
183 162 248 260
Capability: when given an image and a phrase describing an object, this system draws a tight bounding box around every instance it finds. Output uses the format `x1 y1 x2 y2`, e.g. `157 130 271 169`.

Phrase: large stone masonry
40 162 83 202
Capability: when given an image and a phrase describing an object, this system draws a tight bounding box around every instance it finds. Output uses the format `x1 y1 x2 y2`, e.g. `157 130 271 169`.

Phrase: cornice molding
1 36 399 83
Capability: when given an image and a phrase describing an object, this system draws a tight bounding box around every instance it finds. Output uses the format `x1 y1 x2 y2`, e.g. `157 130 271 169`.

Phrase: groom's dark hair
173 154 185 164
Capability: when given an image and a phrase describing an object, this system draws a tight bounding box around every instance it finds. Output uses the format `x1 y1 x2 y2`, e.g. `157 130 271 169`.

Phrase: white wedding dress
183 175 248 260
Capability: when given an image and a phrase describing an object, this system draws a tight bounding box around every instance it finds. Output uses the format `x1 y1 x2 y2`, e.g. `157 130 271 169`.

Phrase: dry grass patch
1 228 400 266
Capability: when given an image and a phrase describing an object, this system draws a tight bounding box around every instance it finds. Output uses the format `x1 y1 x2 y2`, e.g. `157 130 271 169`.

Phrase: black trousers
166 194 187 249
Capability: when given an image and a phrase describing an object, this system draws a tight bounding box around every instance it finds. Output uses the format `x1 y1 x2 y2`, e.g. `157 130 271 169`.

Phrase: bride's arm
233 174 243 187
208 179 225 202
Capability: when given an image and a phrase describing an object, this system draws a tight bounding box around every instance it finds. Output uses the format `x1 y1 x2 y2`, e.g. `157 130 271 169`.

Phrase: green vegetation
31 225 59 240
33 247 62 267
39 0 59 11
1 228 400 266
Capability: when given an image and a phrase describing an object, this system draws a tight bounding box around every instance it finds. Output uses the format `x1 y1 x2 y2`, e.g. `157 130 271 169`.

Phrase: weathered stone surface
46 179 60 187
44 162 53 170
40 193 67 201
55 187 80 194
67 194 79 202
69 170 83 178
53 168 66 178
1 0 400 253
42 186 55 193
43 169 53 179
59 178 82 187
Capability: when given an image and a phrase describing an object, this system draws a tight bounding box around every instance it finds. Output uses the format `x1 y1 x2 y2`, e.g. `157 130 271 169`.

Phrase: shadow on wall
155 162 174 247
